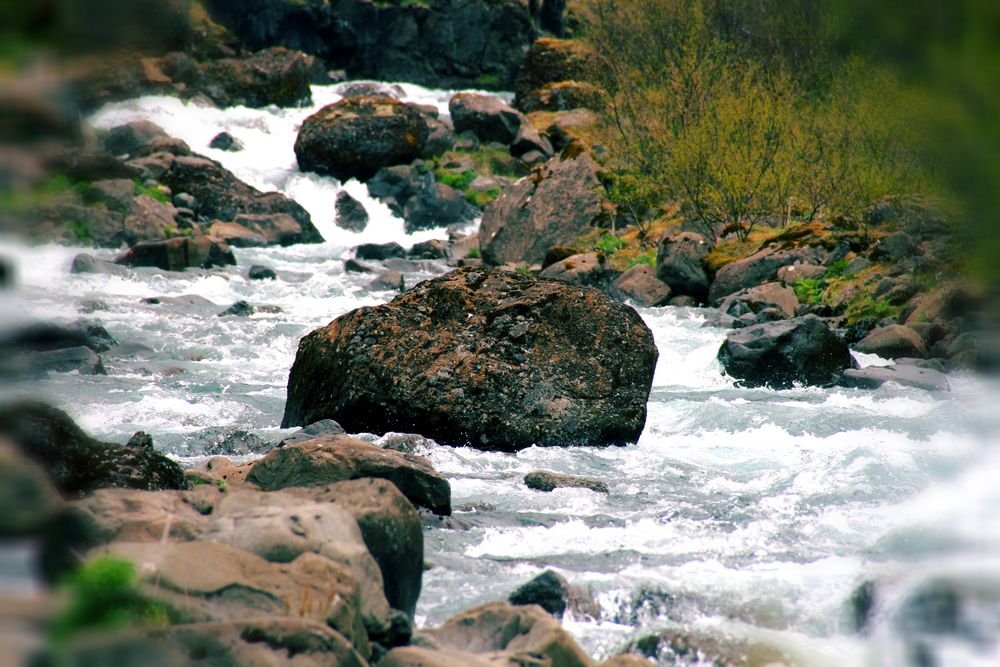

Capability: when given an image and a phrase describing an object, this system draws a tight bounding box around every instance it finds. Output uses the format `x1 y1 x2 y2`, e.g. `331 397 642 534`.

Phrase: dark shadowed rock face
195 46 314 108
717 315 855 389
282 267 658 451
294 96 429 182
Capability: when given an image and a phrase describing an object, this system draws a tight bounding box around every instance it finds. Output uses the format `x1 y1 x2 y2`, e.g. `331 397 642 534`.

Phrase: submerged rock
508 569 577 617
839 364 950 392
717 315 854 388
114 236 237 271
335 190 369 232
294 96 429 182
282 267 657 451
208 131 244 152
524 471 609 494
854 324 928 359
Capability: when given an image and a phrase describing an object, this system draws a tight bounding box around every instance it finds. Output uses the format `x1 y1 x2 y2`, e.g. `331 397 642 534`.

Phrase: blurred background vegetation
577 0 1000 283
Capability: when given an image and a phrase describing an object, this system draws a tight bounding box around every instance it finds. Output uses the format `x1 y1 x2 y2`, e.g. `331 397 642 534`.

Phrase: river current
1 82 998 666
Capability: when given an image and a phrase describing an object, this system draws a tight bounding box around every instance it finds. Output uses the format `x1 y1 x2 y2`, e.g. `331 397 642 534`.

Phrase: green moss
468 187 501 208
51 557 177 645
629 247 657 268
134 180 170 204
466 247 481 259
437 169 476 191
473 73 503 89
67 219 93 244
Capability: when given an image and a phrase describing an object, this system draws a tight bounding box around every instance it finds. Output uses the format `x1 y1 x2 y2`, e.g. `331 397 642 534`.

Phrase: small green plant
67 219 93 244
629 247 657 268
594 233 628 255
466 247 481 259
217 479 228 492
51 557 175 644
437 169 477 191
468 187 501 208
793 277 825 304
473 73 503 89
515 267 534 276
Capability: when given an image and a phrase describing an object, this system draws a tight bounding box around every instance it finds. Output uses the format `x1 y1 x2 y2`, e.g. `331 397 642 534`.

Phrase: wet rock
717 315 854 388
854 324 928 359
199 429 273 456
28 346 107 376
206 220 269 247
356 242 407 261
160 155 320 243
338 81 405 99
709 246 825 304
718 283 798 320
409 240 450 260
345 258 376 274
115 236 237 271
280 419 346 447
0 320 117 353
510 123 554 159
524 471 609 494
70 253 131 276
235 212 323 246
282 267 657 451
195 47 314 108
669 295 699 307
839 364 950 392
370 270 405 292
295 96 429 182
539 252 617 291
336 190 370 232
217 300 255 317
481 151 607 266
449 93 528 145
419 602 593 667
508 570 580 618
0 442 63 537
0 255 12 288
610 265 672 307
367 164 477 233
142 294 215 306
103 120 170 156
248 264 276 280
208 131 244 151
0 401 185 496
246 435 452 515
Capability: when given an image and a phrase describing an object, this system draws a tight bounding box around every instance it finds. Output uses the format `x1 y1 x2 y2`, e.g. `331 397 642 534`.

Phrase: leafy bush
134 180 170 204
594 233 627 255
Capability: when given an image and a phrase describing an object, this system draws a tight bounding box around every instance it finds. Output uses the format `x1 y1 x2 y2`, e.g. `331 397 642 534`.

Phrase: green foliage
51 557 174 644
466 247 481 259
437 169 476 191
793 278 825 304
134 180 170 204
629 248 657 268
579 0 934 243
217 479 228 492
473 73 503 89
468 187 502 209
67 219 93 244
594 233 628 255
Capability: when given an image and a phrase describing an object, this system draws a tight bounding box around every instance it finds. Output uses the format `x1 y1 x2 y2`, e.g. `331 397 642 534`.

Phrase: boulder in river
717 315 854 388
508 569 576 617
282 267 657 451
114 236 237 271
335 190 369 232
208 131 244 152
294 96 429 182
610 265 672 307
854 324 928 359
524 471 609 494
194 46 314 108
839 364 950 392
480 150 608 266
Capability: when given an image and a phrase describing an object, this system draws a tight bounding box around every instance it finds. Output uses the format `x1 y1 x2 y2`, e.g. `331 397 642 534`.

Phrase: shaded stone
717 315 854 389
195 46 314 108
449 93 528 145
709 246 825 304
539 252 617 291
218 300 256 317
524 471 609 494
209 131 244 151
71 253 131 276
336 190 370 232
656 232 711 302
248 264 276 280
610 265 672 307
509 570 573 617
718 283 798 320
356 242 407 260
839 364 950 392
114 236 237 271
854 325 928 359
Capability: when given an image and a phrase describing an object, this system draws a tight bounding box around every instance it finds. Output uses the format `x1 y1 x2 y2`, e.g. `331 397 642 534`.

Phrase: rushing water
1 83 999 666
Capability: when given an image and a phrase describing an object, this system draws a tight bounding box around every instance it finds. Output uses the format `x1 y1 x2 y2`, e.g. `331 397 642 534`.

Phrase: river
1 82 998 666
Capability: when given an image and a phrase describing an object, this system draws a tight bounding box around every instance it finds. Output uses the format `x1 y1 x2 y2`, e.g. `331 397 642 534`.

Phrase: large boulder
539 252 617 292
282 267 657 451
514 38 601 113
718 283 798 320
717 315 855 388
655 232 712 302
449 93 528 145
480 151 607 266
195 46 314 107
610 265 672 307
840 364 950 392
114 236 237 271
160 155 321 242
336 190 369 232
0 402 185 497
246 435 452 516
294 96 429 182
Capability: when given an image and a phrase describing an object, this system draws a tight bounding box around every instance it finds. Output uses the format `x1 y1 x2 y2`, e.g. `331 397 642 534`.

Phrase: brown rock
719 283 799 319
524 471 609 494
539 252 617 291
480 152 606 266
281 267 657 452
854 325 929 359
709 247 825 304
195 47 315 108
610 265 672 307
114 236 237 271
246 435 452 516
294 96 429 182
449 93 528 145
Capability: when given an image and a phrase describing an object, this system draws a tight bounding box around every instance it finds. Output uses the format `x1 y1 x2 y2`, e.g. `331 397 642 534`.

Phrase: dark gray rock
717 315 854 388
656 232 711 302
839 364 950 392
218 300 255 317
71 254 130 276
248 265 276 281
208 131 244 151
335 190 369 232
449 93 527 145
524 471 609 494
509 570 574 617
355 242 406 261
